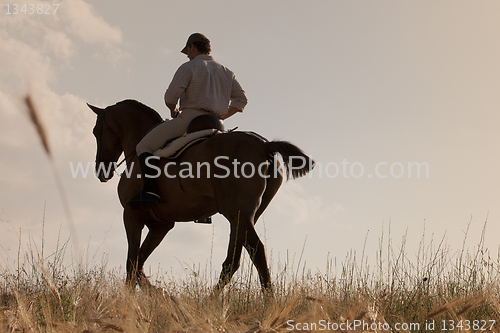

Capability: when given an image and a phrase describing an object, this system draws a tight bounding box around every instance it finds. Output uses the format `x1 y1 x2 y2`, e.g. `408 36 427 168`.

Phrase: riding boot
128 152 161 208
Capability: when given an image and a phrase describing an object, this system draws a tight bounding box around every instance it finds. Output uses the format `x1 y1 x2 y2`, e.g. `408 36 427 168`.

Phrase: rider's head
181 33 211 58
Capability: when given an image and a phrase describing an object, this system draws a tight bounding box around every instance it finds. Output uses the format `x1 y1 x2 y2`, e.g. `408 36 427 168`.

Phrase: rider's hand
221 106 241 120
170 107 179 119
166 102 179 119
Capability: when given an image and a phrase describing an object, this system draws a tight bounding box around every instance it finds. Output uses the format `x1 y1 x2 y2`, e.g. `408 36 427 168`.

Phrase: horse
88 99 314 293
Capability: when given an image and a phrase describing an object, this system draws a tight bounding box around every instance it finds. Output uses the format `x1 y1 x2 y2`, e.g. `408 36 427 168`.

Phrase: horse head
88 103 122 182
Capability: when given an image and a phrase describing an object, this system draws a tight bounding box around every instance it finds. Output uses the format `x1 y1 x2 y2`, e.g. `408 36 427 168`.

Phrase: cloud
91 44 131 67
0 28 93 154
0 0 126 154
0 30 54 87
0 0 126 69
61 0 122 45
0 0 127 264
43 28 75 60
270 182 342 225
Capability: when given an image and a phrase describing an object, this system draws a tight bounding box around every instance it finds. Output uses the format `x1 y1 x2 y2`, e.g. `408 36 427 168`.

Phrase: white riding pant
136 108 212 155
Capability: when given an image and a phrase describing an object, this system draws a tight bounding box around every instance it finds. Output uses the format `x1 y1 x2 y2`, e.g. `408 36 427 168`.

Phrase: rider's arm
229 77 247 112
164 63 191 119
222 76 247 120
221 106 241 120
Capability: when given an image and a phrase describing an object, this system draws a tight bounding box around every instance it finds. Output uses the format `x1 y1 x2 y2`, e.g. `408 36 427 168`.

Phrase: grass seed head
24 94 51 156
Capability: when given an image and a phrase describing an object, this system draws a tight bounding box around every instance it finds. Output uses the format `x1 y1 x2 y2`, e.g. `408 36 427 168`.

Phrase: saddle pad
154 129 219 159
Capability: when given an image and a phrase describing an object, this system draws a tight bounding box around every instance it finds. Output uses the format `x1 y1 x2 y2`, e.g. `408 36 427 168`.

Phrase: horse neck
110 108 162 159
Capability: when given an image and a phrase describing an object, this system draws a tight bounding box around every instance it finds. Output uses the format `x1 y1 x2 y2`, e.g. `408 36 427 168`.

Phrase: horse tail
265 141 315 180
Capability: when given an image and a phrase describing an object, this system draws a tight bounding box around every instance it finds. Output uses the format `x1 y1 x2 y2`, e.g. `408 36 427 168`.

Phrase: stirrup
128 190 161 209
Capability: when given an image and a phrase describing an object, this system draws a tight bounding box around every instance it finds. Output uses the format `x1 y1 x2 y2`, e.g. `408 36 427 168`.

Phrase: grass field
1 222 499 333
2 96 498 332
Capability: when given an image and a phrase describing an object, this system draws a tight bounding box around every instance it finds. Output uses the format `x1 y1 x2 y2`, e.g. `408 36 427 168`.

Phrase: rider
130 33 248 205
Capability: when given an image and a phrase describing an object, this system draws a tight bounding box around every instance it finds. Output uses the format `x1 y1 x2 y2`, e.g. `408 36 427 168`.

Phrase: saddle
154 114 224 159
148 114 267 225
152 114 224 224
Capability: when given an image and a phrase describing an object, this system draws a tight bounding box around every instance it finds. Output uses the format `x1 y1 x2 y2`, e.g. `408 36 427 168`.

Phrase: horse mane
113 99 163 123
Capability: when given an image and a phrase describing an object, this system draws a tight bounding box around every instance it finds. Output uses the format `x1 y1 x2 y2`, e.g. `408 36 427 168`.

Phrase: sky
1 0 500 283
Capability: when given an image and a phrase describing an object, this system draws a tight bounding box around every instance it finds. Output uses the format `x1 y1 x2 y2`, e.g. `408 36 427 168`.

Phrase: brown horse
88 99 314 293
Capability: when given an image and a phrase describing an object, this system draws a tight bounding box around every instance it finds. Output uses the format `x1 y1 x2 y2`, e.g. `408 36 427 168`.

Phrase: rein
97 110 136 171
95 112 105 167
116 150 136 168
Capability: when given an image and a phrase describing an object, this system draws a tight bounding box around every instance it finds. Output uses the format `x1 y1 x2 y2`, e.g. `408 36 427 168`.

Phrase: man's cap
181 33 210 54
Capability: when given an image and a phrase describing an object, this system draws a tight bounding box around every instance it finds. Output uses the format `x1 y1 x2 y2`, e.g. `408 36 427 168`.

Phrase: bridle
94 111 106 172
95 110 136 173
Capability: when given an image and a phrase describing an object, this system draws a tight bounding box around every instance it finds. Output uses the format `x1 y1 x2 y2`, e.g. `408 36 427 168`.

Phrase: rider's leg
128 152 162 206
130 109 211 207
136 109 210 155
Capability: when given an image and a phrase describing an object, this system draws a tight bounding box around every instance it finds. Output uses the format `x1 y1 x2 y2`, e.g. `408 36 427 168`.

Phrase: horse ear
87 103 102 115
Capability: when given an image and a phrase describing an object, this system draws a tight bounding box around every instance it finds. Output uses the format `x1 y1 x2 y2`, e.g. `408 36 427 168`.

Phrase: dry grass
24 95 51 156
1 226 500 333
8 94 499 332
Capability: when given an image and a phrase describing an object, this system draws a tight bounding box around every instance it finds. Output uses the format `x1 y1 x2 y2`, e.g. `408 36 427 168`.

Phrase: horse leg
240 222 272 293
136 220 175 288
232 172 280 292
215 222 244 291
123 209 145 286
254 173 282 222
217 178 279 292
218 210 272 294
